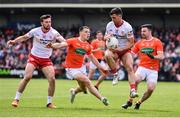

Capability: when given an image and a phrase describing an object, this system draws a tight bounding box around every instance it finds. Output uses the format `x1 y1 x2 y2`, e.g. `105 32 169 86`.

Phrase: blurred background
0 0 179 81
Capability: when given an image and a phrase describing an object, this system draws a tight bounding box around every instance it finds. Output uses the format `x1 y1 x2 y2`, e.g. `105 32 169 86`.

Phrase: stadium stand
0 25 179 81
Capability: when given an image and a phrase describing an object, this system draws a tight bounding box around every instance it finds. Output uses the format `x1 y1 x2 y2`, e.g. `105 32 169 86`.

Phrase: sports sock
130 83 136 90
110 69 117 74
47 96 53 104
14 91 22 100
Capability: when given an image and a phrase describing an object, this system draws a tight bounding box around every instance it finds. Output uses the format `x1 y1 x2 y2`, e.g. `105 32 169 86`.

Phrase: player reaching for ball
104 7 138 98
47 26 109 106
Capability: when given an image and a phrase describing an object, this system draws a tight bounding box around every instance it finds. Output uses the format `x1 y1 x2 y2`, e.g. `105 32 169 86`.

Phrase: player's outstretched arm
7 35 30 47
46 42 68 49
89 54 108 75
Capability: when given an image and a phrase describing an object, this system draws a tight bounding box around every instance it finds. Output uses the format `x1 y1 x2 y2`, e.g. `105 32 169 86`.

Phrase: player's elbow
160 55 165 60
158 55 164 60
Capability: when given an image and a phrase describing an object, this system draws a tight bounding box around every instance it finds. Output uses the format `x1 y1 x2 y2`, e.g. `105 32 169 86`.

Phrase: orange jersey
131 37 163 71
91 39 105 59
65 37 92 68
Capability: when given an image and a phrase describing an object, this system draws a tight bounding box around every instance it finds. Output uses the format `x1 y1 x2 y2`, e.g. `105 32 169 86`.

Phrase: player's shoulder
106 21 114 28
67 37 78 42
134 39 142 46
91 39 98 43
30 27 41 32
153 37 162 43
50 27 59 34
68 37 78 40
123 20 132 29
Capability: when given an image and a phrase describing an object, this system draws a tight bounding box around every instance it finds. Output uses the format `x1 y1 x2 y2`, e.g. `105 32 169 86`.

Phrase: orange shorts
27 54 53 69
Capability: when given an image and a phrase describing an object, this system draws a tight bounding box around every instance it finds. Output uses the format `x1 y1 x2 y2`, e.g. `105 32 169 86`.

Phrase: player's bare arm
7 34 30 46
88 54 108 75
92 48 102 52
104 34 113 41
46 42 68 49
114 36 134 53
153 51 164 60
56 33 66 42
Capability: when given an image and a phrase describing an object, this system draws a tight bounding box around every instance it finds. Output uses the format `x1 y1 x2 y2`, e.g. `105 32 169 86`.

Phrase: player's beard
141 34 146 39
43 25 50 31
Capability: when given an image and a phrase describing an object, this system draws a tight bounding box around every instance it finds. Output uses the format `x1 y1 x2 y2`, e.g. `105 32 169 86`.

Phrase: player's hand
46 42 53 48
109 47 122 53
104 34 112 40
7 40 16 47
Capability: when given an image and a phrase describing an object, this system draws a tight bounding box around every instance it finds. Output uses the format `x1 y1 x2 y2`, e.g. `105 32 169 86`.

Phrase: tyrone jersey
131 37 163 71
26 27 61 58
105 20 134 49
65 37 92 68
91 39 105 60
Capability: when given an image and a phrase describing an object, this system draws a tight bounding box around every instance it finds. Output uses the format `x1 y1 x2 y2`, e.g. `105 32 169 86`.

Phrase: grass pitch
0 78 180 117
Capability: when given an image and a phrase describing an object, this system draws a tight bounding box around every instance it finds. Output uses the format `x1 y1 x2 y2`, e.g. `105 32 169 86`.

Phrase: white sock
101 97 105 101
14 91 22 100
47 96 53 104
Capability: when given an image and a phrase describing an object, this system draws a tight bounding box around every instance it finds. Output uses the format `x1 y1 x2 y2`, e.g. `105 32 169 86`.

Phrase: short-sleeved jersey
131 37 163 71
26 27 61 58
91 39 105 60
105 20 134 49
65 37 92 68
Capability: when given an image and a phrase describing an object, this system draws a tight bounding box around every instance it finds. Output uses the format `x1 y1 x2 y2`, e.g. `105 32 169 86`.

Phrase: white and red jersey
26 27 61 58
105 20 134 49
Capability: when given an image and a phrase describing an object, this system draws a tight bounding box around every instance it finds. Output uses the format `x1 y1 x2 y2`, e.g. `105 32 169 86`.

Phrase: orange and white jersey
26 27 61 58
65 37 92 68
91 39 105 60
131 37 163 71
105 20 134 49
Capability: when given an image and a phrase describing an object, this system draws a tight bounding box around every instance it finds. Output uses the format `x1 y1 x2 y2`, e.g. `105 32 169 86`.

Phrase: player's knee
24 74 32 81
49 76 56 83
147 87 154 93
84 79 91 86
126 65 134 73
104 50 112 58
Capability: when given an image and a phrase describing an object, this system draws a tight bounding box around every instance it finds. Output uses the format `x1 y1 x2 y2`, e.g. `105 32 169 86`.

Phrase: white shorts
66 65 87 80
89 60 108 70
135 66 158 84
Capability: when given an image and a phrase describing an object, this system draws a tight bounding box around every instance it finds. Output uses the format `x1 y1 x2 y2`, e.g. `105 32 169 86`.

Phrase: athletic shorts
116 49 131 59
65 65 87 80
89 60 108 70
27 54 53 69
135 66 158 84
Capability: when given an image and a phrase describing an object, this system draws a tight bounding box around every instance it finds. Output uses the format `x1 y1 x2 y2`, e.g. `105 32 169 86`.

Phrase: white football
106 37 118 49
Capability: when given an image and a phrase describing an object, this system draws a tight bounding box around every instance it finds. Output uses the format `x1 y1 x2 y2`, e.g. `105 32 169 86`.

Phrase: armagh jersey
131 37 163 71
65 37 92 68
91 39 105 60
105 20 134 49
26 27 61 58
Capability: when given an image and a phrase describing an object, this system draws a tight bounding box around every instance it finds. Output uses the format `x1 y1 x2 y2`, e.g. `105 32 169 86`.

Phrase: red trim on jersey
114 20 124 28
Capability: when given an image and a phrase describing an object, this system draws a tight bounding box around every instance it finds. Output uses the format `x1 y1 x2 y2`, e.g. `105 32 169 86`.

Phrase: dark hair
79 26 90 32
96 30 103 35
109 7 123 16
141 24 153 31
40 14 51 22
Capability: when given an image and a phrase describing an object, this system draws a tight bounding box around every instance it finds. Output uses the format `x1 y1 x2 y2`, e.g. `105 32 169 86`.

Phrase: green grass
0 78 180 117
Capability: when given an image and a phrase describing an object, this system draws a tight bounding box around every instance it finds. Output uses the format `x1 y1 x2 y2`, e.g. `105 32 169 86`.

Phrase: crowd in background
0 26 179 81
